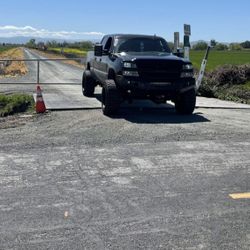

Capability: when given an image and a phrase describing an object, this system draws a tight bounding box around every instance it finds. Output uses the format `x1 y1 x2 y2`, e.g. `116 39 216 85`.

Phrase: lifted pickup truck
82 34 196 115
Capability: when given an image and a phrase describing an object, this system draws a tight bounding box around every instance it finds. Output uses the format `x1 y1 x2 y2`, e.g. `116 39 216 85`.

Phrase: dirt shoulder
0 113 36 129
0 48 28 78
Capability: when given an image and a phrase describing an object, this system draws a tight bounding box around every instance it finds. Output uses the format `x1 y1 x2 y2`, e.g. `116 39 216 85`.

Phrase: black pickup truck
82 34 196 115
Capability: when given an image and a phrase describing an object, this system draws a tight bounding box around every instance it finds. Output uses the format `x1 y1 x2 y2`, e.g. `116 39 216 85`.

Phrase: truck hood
116 52 189 63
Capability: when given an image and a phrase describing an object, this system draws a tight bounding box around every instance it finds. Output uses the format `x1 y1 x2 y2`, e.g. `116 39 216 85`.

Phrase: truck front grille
135 59 182 82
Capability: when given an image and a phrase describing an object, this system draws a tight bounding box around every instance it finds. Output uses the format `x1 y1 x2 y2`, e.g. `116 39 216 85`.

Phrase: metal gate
0 57 86 85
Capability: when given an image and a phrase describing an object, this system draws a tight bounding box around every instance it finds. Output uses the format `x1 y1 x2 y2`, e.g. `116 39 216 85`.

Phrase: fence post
37 60 40 85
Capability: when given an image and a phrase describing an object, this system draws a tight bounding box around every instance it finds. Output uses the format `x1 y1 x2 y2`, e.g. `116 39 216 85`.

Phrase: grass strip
0 94 34 117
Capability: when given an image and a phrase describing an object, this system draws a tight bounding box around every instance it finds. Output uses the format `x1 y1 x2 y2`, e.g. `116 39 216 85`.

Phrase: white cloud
0 25 104 39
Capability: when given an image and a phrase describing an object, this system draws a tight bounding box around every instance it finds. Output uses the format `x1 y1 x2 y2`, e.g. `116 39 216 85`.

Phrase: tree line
16 38 250 52
193 40 250 51
25 39 94 50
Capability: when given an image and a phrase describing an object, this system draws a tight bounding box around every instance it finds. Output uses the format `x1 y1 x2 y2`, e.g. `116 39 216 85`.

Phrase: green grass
190 50 250 71
0 45 16 54
0 94 34 117
243 81 250 90
48 47 88 57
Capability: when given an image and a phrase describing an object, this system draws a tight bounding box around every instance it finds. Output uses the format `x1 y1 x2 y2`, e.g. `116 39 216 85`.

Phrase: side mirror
94 44 103 57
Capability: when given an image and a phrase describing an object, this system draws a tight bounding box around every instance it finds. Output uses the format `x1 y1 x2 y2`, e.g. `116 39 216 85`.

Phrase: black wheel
102 80 121 116
175 89 196 115
82 70 95 97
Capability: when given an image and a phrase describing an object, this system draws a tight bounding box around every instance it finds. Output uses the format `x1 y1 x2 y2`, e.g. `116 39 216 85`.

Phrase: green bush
0 94 34 117
229 43 242 51
241 41 250 49
207 64 250 86
214 43 228 51
198 78 217 98
199 64 250 103
192 41 208 51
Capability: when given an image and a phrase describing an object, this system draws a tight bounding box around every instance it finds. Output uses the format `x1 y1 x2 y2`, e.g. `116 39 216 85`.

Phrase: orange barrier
36 85 46 113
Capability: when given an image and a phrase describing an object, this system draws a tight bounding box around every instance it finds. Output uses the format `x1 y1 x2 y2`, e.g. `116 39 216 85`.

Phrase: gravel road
0 49 250 249
0 105 250 249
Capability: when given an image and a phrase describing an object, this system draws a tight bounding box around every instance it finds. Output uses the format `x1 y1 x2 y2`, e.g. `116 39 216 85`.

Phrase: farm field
44 47 250 72
190 50 250 71
48 47 88 57
0 46 15 53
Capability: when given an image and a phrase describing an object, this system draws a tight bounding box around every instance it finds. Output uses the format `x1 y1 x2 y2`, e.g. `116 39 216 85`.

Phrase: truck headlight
123 62 137 69
182 64 193 70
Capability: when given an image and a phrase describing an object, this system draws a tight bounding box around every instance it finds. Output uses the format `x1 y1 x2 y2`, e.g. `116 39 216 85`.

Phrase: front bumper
117 75 196 94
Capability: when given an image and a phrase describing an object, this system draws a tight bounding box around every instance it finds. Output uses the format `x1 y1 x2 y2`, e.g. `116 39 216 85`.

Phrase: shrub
241 41 250 49
198 64 250 103
207 64 250 86
198 77 217 97
0 94 34 117
192 41 208 51
214 43 228 51
229 43 242 51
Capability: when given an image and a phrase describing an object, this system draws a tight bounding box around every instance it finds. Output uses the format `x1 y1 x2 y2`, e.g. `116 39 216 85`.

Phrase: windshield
114 37 171 53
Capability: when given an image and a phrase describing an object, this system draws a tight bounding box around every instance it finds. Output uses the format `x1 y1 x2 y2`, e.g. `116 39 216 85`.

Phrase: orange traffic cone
36 85 46 113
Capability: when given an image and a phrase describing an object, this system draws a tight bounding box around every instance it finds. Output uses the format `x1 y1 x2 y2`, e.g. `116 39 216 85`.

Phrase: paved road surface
1 105 250 249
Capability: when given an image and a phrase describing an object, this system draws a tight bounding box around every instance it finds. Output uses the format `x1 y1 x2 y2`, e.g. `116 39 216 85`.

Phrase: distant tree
37 42 47 51
210 39 217 47
215 43 228 51
229 43 242 51
46 41 52 47
26 39 36 48
167 42 174 51
45 40 93 50
51 40 59 48
62 41 69 48
241 40 250 49
70 41 93 50
192 41 208 50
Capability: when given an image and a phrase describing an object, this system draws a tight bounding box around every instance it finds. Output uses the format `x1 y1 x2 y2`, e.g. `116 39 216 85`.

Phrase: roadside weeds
0 48 28 77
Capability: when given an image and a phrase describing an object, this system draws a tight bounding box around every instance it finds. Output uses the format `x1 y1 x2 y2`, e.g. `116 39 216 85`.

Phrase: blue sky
0 0 249 42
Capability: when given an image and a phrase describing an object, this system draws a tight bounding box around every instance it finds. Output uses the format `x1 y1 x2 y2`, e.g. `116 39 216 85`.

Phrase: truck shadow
95 93 210 124
117 108 209 124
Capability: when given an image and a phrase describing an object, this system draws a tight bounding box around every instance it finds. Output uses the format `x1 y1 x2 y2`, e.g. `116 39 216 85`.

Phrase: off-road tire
175 89 196 115
82 70 95 97
102 80 121 116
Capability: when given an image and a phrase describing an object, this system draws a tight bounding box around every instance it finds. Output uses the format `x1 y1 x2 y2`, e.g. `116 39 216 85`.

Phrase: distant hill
0 36 100 44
